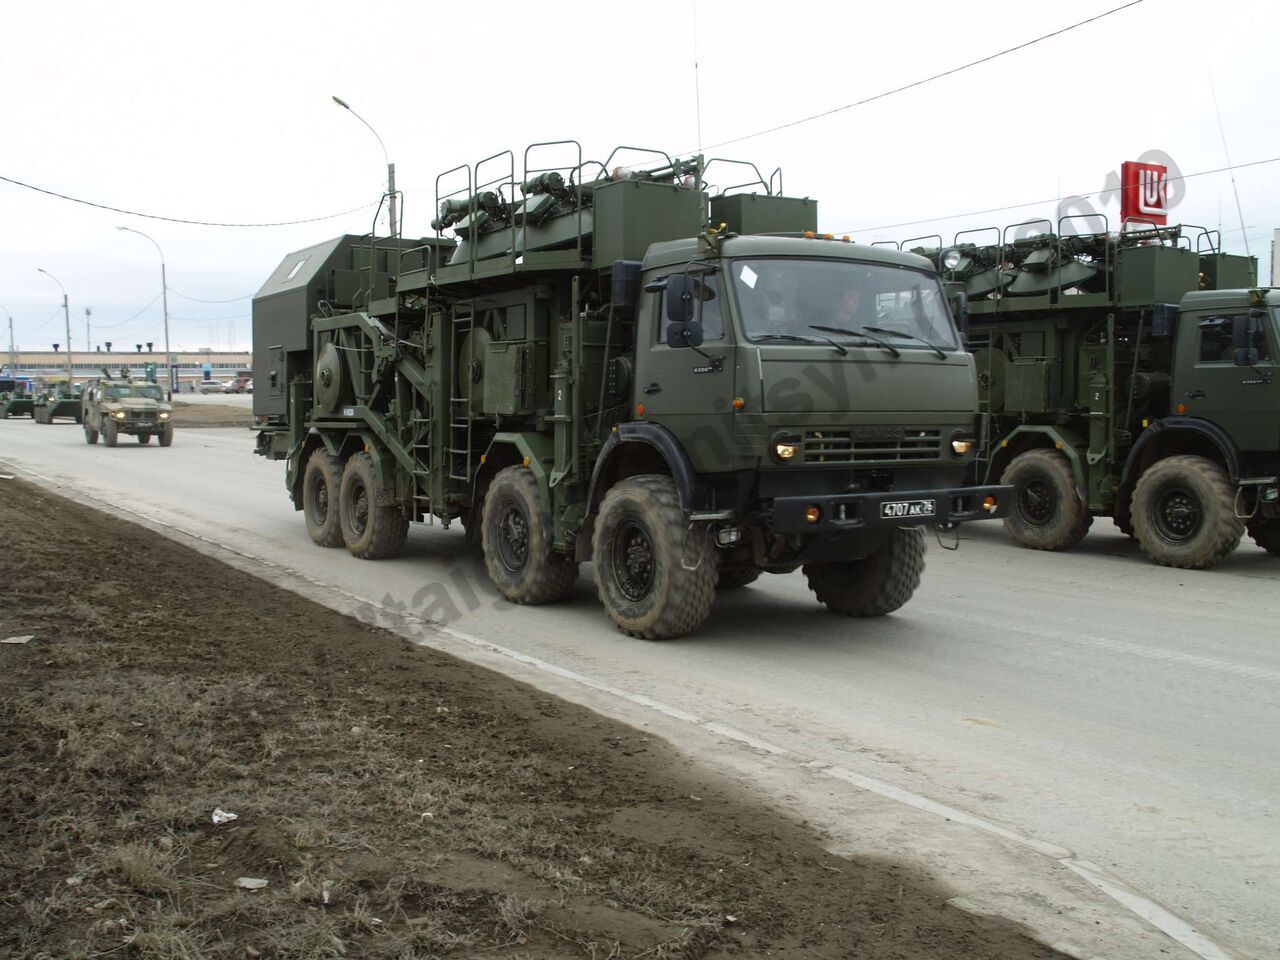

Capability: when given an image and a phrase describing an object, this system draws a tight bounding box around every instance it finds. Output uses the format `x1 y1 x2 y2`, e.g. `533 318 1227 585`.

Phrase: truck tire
103 420 118 447
138 432 152 444
303 449 344 547
717 567 760 589
1246 515 1280 556
84 421 99 444
481 466 577 604
158 425 174 447
592 475 715 639
1131 455 1243 569
1001 448 1092 551
339 452 408 559
803 527 926 617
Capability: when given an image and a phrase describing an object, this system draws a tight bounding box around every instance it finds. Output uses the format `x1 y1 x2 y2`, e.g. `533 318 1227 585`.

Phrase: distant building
2 349 250 388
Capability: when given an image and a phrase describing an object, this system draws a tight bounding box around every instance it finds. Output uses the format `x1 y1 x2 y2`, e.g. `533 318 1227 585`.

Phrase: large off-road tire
137 432 152 444
339 452 408 559
302 449 344 548
1246 515 1280 556
1131 455 1243 569
1000 449 1092 550
102 420 119 447
592 475 716 639
84 421 99 444
158 425 174 447
481 466 577 604
803 527 926 617
716 567 760 589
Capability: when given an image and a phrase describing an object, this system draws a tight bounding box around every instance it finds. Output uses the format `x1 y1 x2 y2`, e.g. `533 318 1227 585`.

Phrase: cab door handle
642 382 662 395
1185 389 1206 399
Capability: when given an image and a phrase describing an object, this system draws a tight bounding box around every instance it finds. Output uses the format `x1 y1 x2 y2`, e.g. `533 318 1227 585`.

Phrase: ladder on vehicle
447 309 474 482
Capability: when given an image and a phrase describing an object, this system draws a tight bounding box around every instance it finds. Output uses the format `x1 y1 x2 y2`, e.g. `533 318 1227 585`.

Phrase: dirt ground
0 478 1070 960
171 402 252 429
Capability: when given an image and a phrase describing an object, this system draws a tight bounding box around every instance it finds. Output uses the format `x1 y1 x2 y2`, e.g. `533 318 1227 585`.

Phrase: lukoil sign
1120 160 1169 225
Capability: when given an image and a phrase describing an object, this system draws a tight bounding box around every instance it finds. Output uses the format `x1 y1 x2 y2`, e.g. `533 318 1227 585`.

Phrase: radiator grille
802 428 941 464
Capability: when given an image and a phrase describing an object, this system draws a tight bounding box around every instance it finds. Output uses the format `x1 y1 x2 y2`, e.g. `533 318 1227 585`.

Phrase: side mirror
664 274 696 325
1234 346 1260 367
945 282 969 343
666 318 704 348
1231 314 1251 351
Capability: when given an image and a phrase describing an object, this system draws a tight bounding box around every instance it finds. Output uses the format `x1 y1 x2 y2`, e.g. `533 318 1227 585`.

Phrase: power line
94 292 164 330
688 1 1146 154
843 154 1280 236
166 287 254 304
0 173 377 228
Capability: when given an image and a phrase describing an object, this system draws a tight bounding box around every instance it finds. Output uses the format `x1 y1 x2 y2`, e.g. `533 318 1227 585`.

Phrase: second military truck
914 220 1278 567
254 143 1009 638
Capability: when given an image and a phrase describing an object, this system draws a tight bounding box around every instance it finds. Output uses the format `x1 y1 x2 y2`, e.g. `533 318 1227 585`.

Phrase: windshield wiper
809 324 900 359
755 333 846 356
860 325 947 360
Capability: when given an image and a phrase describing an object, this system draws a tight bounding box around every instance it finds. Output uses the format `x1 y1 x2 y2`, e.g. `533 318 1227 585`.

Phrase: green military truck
910 220 1278 567
80 369 175 446
32 379 82 424
254 142 1010 638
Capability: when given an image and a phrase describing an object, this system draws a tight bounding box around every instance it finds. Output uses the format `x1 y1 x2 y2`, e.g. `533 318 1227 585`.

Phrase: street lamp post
332 95 397 236
36 268 74 388
116 226 173 396
85 306 92 354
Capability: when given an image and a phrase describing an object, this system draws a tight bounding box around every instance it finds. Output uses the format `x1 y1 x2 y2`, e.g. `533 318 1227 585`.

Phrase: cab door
633 270 737 469
1176 308 1279 452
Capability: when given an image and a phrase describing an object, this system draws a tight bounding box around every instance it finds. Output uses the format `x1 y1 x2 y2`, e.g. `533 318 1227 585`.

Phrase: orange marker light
804 505 821 524
823 233 833 240
732 397 745 410
804 230 815 239
841 235 851 242
982 496 998 513
1176 402 1186 414
636 403 645 417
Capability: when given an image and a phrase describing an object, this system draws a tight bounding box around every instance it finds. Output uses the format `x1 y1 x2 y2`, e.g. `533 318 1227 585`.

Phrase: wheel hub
1154 487 1201 543
496 500 530 573
350 481 369 535
1017 478 1057 526
612 519 656 602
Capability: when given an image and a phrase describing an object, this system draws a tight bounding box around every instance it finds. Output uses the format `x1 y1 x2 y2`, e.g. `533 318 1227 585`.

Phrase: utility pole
1 303 15 377
85 306 92 354
37 268 74 388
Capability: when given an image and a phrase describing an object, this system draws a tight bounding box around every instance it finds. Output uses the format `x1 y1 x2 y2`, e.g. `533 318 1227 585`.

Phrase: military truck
0 377 34 418
32 379 82 424
80 368 174 446
904 219 1278 566
254 142 1010 638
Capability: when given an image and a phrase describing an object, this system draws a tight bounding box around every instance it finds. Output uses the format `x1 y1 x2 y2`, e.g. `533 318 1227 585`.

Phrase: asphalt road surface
3 419 1277 960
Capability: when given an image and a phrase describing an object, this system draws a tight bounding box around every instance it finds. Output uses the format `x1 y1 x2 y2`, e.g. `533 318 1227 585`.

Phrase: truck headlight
951 439 973 455
159 412 170 420
112 411 126 420
771 433 802 462
942 248 963 270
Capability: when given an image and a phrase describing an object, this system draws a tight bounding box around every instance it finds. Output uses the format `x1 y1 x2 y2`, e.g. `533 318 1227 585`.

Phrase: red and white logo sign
1120 160 1169 225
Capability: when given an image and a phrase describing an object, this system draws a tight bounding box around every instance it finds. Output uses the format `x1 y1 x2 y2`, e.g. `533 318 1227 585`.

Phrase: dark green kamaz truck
253 143 1009 638
911 220 1278 567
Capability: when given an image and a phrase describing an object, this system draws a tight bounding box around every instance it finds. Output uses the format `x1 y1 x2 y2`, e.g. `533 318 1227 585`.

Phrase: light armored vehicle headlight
112 411 126 420
159 412 170 420
942 248 963 271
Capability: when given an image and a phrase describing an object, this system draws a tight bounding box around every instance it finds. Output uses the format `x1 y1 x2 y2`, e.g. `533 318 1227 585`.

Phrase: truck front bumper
770 483 1012 534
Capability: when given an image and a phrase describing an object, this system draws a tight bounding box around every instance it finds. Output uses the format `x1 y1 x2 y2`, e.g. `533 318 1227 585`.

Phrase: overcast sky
3 0 1277 353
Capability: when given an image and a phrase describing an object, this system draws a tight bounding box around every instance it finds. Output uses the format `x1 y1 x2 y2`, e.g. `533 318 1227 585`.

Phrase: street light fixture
332 94 398 237
116 226 173 396
36 268 74 388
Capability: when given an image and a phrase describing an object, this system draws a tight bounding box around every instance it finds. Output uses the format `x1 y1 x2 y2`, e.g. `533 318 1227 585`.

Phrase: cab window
1199 314 1271 363
655 274 724 342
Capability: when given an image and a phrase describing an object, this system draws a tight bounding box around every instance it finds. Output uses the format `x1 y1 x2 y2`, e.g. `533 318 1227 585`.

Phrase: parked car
196 379 230 394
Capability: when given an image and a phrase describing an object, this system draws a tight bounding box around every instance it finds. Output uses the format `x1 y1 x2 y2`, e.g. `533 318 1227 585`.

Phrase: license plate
881 499 936 520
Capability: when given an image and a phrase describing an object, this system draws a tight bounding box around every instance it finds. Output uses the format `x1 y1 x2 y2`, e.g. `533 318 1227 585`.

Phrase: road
3 419 1277 960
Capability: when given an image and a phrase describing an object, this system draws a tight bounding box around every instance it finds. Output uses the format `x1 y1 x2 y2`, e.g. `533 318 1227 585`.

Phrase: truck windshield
103 384 162 399
730 258 959 350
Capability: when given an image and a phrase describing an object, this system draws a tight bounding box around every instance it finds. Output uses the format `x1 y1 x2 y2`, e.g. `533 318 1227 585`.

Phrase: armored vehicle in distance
81 369 174 446
0 377 34 419
32 379 82 424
